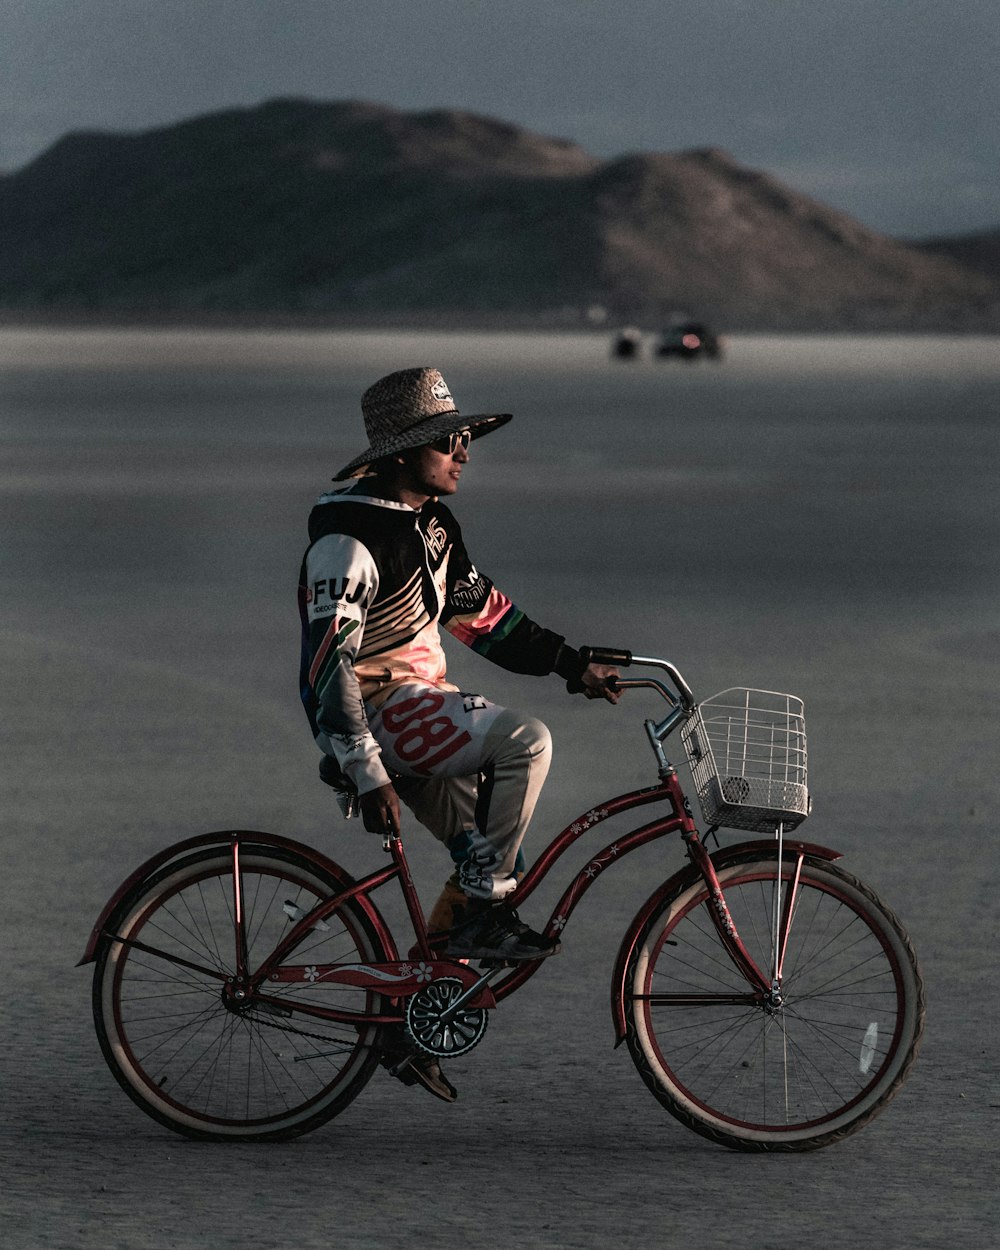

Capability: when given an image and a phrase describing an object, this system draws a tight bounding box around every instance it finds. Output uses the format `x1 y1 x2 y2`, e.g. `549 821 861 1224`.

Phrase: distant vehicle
611 327 643 360
655 322 723 361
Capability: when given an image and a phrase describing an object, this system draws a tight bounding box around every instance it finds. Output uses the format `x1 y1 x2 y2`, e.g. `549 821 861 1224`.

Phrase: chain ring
405 977 489 1058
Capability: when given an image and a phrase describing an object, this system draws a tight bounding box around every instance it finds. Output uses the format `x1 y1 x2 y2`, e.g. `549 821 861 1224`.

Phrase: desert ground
2 327 997 1247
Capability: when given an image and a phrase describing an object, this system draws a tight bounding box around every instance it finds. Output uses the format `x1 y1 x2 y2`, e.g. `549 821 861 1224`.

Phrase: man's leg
370 686 558 958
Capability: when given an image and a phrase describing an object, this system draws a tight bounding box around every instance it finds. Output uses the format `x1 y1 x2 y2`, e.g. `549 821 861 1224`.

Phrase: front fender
609 838 842 1045
78 829 392 965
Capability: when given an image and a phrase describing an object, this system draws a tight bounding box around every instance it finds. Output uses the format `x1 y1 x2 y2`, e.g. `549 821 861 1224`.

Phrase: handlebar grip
579 647 633 668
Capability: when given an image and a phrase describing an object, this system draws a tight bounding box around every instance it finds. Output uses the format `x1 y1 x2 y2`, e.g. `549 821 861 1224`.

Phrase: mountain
0 98 996 330
913 228 1000 283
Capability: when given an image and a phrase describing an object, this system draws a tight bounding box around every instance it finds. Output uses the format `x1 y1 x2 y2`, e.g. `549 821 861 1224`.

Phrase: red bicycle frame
233 769 786 1029
80 659 836 1036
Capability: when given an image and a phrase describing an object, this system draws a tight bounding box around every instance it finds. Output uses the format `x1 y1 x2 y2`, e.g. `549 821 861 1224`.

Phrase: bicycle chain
241 1008 367 1052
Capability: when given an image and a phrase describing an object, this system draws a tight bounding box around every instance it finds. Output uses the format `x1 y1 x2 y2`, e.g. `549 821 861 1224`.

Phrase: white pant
368 684 552 899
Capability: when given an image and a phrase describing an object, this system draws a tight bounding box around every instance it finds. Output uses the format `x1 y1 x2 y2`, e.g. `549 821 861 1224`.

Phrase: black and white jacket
298 487 581 794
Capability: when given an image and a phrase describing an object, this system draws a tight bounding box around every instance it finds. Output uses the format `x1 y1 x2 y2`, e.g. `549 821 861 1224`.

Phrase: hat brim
333 411 512 481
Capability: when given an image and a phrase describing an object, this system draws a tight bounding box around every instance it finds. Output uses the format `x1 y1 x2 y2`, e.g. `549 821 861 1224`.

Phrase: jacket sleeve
440 526 582 679
299 533 391 795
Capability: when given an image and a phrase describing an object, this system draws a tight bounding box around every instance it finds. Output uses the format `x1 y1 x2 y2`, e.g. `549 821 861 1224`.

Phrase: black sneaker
445 901 561 962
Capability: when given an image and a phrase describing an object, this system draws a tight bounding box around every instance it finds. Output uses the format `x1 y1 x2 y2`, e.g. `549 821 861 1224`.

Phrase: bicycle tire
93 844 389 1141
624 851 924 1151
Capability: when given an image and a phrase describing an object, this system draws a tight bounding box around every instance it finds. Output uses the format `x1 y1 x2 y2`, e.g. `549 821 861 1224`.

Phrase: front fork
683 828 797 1002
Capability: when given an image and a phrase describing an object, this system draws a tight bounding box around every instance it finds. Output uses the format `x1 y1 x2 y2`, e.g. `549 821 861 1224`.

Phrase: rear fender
609 838 842 1045
78 829 394 965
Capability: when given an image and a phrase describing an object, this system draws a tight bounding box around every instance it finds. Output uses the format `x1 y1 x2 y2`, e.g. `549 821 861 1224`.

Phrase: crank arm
438 964 505 1024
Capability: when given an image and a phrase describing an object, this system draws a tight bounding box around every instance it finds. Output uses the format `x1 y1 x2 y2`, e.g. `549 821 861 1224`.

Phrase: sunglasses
427 429 472 456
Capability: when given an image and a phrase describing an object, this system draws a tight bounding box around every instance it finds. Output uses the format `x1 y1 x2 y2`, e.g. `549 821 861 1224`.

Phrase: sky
1 0 996 239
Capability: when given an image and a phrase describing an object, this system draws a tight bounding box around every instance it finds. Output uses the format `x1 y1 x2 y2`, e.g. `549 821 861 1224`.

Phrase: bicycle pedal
477 957 517 970
385 1054 418 1081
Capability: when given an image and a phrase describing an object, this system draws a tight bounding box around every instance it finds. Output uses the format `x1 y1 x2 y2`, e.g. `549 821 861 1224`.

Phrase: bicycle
80 650 924 1151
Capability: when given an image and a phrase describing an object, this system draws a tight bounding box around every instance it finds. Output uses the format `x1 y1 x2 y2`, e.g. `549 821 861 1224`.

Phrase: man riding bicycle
298 367 619 1098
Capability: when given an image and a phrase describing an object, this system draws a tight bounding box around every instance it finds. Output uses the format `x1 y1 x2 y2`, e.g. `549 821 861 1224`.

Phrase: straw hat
334 367 512 480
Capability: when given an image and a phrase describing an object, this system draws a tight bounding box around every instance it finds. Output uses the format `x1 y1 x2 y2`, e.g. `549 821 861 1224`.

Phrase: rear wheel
93 845 389 1140
624 853 924 1151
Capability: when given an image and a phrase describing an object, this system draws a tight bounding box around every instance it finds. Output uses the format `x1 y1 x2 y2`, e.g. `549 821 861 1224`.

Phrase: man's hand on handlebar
579 662 621 704
360 782 401 836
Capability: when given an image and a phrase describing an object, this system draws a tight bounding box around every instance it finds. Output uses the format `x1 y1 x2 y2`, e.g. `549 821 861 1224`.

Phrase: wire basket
680 688 810 833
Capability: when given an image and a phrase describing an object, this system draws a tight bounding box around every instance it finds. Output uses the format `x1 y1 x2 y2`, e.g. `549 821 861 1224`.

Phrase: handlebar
579 646 633 668
579 647 695 712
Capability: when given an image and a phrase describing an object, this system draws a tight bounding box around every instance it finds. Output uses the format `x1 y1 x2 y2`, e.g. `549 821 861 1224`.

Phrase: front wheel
624 853 924 1151
93 844 390 1140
